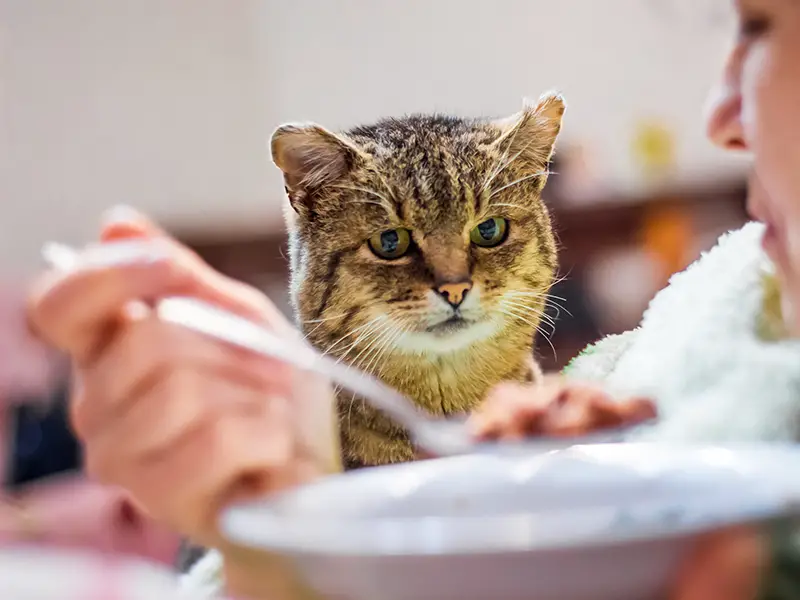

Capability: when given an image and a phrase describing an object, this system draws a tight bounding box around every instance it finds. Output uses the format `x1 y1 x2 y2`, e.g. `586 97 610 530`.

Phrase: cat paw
468 377 657 441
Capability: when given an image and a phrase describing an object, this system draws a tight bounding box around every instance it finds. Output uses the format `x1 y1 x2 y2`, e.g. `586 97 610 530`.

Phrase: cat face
273 92 564 364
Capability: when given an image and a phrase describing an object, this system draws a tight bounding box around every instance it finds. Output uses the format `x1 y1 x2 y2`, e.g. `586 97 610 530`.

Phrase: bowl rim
221 443 800 557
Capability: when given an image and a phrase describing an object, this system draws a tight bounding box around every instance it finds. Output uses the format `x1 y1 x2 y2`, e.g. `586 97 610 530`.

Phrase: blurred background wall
2 0 746 267
0 0 751 561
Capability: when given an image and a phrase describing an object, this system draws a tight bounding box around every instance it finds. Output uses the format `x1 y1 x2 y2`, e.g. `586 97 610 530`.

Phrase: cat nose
435 281 472 308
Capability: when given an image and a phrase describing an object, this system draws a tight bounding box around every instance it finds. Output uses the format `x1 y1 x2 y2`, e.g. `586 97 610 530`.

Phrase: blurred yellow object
632 119 677 177
759 272 789 341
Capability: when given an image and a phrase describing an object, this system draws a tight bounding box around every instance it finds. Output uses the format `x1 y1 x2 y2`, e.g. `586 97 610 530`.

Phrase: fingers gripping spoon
41 242 651 458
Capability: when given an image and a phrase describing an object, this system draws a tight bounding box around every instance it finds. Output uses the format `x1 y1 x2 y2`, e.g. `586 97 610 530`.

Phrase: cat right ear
491 91 567 169
271 123 363 213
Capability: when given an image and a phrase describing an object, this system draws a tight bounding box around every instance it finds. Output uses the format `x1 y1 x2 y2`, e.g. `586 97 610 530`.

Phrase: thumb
99 205 167 242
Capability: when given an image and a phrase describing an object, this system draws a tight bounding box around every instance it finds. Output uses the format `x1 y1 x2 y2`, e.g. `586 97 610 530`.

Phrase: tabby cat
176 92 566 572
273 91 566 469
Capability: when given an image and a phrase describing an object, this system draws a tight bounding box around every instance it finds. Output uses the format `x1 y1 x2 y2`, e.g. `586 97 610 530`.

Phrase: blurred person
472 0 800 598
24 1 800 599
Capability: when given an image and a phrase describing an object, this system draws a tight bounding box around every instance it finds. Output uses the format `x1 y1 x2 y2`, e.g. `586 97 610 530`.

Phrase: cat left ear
491 91 566 169
271 123 364 212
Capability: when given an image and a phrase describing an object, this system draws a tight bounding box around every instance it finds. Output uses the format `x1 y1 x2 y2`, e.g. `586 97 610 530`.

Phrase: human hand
26 208 339 557
668 526 768 600
468 376 656 441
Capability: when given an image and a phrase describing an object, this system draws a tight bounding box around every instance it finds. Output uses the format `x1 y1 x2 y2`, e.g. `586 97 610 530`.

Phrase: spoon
41 242 652 457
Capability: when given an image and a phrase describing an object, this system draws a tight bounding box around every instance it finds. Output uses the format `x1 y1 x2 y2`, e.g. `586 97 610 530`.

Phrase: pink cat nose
436 281 472 308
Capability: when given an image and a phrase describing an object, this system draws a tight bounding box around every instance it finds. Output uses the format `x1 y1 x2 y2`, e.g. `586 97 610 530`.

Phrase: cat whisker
328 183 391 204
324 317 383 355
302 312 351 325
371 171 403 211
501 292 550 307
506 290 568 305
343 318 397 370
345 391 357 433
499 301 545 328
376 327 411 379
501 307 557 362
481 135 541 200
301 311 353 339
505 290 573 319
361 321 409 379
335 320 393 367
500 296 558 332
536 324 558 362
303 320 330 340
545 274 570 292
328 184 398 219
503 298 552 318
323 315 385 358
480 119 528 197
544 298 572 319
488 171 550 200
504 295 563 320
502 300 557 332
353 324 398 373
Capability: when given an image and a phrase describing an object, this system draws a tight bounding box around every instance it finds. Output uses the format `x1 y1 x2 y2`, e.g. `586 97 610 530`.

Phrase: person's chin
761 222 789 269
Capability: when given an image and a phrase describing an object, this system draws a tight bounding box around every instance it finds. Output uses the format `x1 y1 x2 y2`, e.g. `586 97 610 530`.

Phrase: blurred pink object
0 473 180 566
0 279 181 567
0 281 63 404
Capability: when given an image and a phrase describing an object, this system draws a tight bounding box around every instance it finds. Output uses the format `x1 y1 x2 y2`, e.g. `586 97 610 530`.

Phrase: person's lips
761 221 781 256
747 173 785 262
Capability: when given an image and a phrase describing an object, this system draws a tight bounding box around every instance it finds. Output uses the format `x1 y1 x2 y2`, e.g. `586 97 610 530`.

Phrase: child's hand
468 377 657 441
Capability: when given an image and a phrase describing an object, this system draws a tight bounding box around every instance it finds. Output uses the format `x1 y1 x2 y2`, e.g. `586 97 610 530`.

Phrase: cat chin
392 319 501 356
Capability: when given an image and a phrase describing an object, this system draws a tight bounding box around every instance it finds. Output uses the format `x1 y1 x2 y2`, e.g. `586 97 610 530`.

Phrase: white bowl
222 443 800 600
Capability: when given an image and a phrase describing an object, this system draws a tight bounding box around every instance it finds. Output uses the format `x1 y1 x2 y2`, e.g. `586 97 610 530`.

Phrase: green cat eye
470 217 508 247
368 228 411 259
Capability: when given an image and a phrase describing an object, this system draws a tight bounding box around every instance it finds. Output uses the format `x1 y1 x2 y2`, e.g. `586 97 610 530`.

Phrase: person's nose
705 46 748 151
705 83 747 150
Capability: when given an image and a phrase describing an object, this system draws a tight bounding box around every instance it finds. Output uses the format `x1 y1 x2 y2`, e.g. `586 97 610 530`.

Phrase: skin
25 1 800 597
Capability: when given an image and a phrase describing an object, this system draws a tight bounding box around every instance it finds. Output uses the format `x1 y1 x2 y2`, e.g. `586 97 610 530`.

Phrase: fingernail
101 204 144 227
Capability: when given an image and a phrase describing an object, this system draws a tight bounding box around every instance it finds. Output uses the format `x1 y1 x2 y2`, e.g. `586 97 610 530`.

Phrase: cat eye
368 228 412 259
470 217 508 247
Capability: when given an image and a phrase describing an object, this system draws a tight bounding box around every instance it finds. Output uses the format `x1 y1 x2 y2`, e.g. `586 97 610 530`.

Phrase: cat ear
491 91 566 169
271 123 363 212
